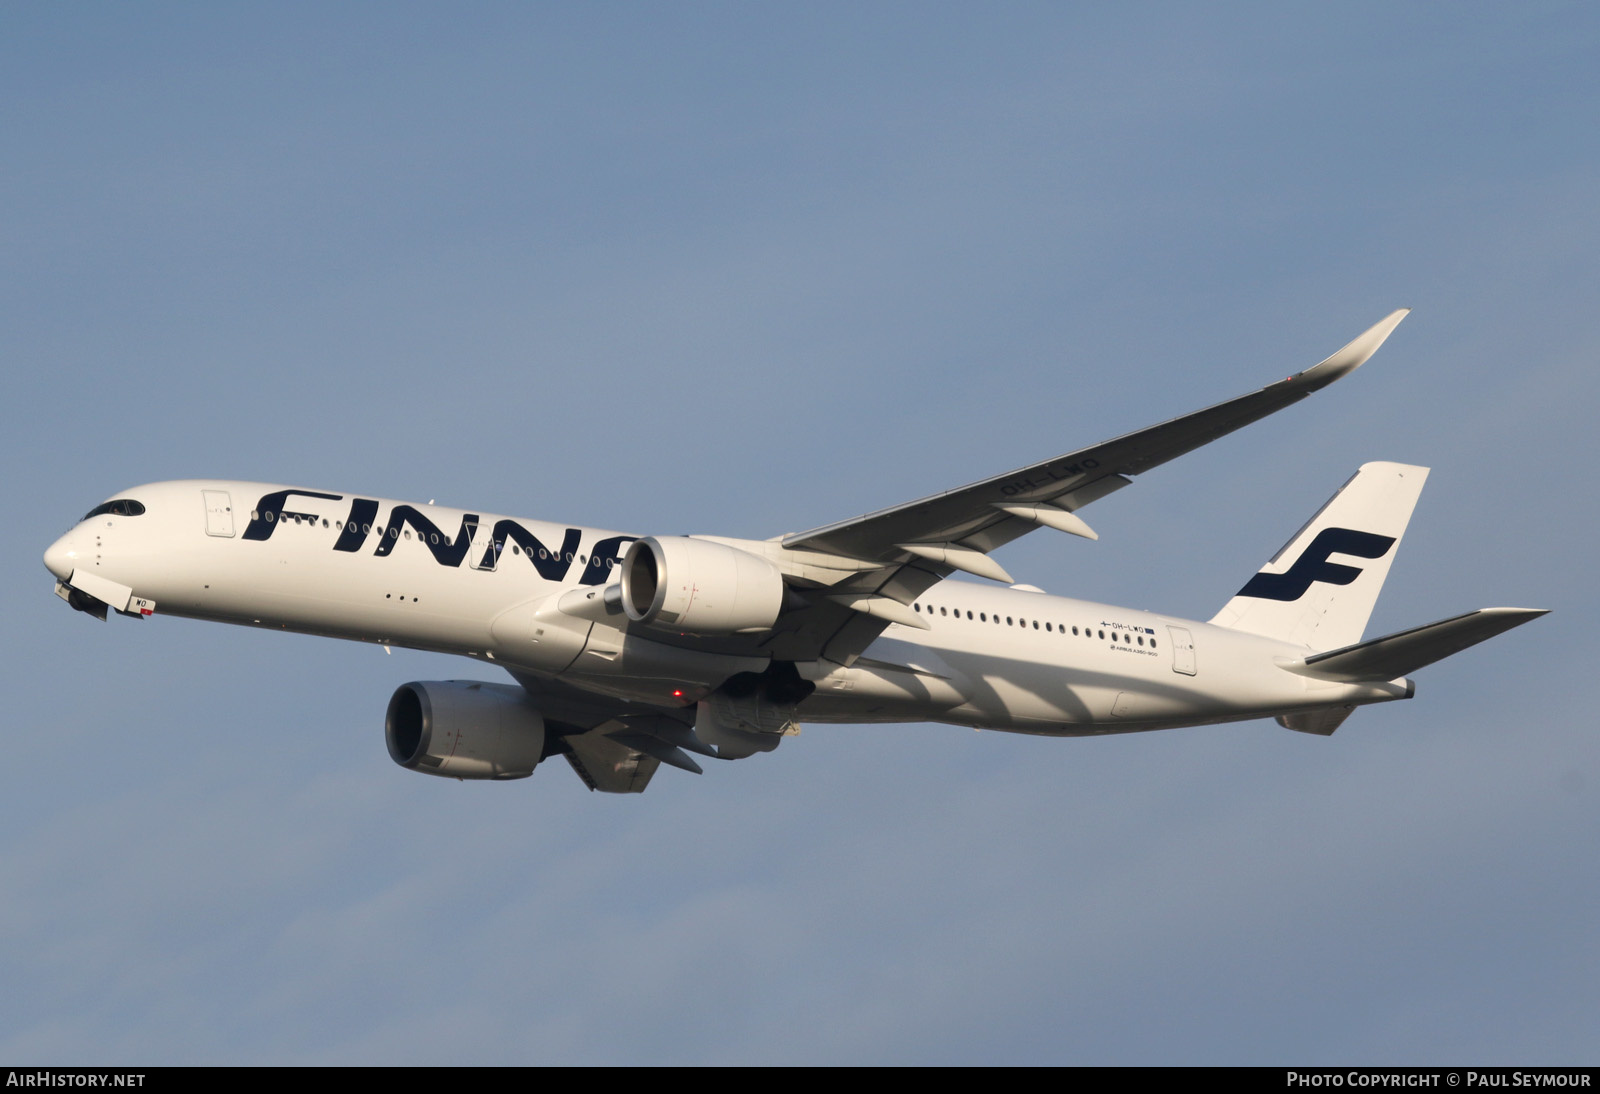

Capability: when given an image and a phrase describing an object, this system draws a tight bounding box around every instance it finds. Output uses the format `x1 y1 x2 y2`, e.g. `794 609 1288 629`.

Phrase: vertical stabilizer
1209 462 1428 651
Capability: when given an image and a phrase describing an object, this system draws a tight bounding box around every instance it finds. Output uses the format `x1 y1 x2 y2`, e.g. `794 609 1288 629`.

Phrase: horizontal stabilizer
1283 607 1548 682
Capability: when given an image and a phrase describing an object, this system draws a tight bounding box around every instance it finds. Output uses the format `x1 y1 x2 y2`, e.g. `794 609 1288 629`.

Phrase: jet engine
385 680 546 780
619 536 785 635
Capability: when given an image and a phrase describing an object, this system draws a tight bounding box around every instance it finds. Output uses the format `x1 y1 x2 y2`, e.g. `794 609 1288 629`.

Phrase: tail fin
1210 462 1428 650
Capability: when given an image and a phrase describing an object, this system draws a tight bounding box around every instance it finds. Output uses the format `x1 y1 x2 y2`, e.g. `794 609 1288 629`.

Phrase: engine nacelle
619 536 785 635
385 680 546 780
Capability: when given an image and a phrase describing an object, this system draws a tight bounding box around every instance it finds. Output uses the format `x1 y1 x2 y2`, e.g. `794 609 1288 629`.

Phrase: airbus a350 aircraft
44 310 1545 793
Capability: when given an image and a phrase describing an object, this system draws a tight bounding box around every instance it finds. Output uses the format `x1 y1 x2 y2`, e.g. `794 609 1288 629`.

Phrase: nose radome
44 534 76 582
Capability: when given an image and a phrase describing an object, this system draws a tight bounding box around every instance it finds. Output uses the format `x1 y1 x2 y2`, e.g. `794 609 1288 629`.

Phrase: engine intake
385 680 546 780
619 536 785 635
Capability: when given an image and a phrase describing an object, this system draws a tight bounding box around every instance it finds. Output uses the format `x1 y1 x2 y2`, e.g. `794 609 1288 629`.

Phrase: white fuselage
44 480 1410 737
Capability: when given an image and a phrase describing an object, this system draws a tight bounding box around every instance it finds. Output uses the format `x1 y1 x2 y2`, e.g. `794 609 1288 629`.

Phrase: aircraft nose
44 533 77 582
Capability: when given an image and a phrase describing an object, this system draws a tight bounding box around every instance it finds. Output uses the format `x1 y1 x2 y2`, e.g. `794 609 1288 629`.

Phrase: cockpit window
83 499 146 521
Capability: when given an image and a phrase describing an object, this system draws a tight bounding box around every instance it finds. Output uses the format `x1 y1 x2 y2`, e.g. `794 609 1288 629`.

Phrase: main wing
785 309 1410 561
758 310 1411 664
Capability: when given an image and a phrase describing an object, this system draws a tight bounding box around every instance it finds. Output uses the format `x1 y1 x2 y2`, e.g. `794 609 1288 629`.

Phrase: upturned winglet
1297 308 1411 392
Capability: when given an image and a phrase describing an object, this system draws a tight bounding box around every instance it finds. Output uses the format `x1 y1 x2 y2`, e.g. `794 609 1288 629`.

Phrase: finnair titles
45 310 1546 794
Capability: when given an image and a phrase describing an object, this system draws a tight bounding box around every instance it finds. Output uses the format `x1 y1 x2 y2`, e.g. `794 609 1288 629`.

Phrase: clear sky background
3 3 1596 1065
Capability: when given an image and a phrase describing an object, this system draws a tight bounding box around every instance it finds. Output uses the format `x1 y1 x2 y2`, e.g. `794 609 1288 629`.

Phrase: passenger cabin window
83 499 145 521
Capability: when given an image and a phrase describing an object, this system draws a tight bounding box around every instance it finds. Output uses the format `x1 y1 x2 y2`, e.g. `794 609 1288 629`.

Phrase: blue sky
3 3 1597 1064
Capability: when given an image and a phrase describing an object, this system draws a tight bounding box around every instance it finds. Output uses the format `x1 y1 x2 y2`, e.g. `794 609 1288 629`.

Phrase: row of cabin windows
911 601 1157 648
251 509 610 565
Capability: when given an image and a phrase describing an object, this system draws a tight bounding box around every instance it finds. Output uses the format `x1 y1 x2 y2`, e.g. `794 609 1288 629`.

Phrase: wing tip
1481 606 1551 621
1298 307 1411 390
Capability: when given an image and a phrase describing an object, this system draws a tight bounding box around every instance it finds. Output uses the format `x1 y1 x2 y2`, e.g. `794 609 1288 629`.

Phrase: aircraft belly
934 640 1161 728
851 615 1329 732
796 657 969 723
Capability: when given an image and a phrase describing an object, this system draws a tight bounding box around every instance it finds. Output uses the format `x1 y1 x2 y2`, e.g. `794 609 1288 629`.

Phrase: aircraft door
468 522 499 571
1167 625 1197 675
202 490 235 537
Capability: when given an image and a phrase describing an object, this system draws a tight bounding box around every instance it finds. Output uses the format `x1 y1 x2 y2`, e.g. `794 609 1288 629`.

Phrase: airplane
42 309 1546 793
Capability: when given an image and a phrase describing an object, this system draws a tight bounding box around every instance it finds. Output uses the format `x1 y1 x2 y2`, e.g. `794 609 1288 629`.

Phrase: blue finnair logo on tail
1237 528 1396 602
